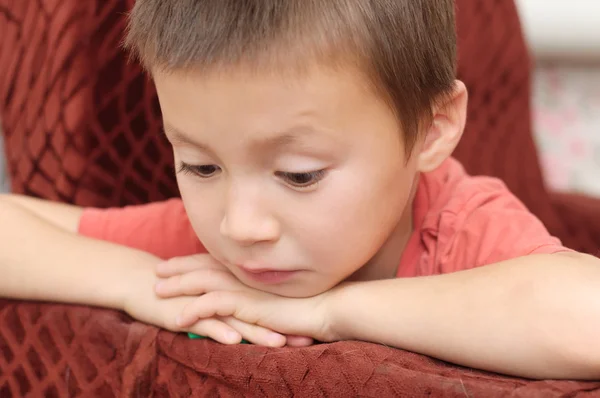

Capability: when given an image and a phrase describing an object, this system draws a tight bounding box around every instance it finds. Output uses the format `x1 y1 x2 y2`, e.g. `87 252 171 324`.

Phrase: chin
256 280 333 298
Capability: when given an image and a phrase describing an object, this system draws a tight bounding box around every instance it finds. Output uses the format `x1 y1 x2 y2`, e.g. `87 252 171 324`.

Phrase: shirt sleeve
425 179 572 275
78 199 205 260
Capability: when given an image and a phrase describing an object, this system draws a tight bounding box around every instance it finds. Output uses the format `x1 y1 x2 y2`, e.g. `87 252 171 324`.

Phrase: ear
417 80 468 173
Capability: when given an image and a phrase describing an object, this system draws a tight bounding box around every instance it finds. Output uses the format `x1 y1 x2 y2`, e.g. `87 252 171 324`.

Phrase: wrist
327 278 421 344
112 252 161 312
326 281 363 342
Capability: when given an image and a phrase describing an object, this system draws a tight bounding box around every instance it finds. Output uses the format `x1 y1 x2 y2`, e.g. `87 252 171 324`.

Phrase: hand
155 254 315 347
155 258 341 344
177 290 339 344
120 263 286 346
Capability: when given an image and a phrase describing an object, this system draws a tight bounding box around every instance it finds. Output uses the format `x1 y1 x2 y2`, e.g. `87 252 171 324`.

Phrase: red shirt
79 158 569 276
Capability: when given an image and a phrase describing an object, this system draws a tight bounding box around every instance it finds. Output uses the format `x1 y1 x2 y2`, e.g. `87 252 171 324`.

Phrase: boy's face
155 66 420 298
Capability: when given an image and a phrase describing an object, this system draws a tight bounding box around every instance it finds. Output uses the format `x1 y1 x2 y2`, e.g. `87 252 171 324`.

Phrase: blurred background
516 0 600 197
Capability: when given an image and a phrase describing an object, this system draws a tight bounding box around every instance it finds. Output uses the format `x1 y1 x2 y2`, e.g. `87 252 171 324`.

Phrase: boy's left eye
275 170 326 189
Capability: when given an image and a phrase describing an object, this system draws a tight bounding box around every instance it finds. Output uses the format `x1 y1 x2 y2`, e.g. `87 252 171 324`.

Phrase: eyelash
177 162 327 189
177 162 221 178
274 170 326 189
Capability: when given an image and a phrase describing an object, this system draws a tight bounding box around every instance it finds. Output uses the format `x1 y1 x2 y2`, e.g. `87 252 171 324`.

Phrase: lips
238 264 299 284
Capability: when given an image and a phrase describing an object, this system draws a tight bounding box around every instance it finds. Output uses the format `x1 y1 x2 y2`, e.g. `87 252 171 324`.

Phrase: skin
155 66 422 298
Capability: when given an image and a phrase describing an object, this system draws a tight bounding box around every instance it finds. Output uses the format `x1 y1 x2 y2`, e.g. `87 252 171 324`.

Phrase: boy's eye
275 170 326 189
178 162 221 178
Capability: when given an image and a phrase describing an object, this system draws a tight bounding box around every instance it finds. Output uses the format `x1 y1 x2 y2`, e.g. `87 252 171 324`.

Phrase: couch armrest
549 192 600 257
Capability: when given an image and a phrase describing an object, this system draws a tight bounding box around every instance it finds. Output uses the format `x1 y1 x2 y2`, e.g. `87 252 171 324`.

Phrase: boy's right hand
120 262 288 346
121 255 311 347
153 254 314 348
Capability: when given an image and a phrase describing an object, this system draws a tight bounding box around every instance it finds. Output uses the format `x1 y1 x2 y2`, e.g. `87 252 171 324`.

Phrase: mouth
238 265 300 284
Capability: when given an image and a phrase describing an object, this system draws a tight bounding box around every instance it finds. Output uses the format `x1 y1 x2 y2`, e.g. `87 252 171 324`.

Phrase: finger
285 335 315 347
186 317 242 345
177 291 242 328
222 317 286 348
156 255 223 277
178 293 318 340
155 269 240 298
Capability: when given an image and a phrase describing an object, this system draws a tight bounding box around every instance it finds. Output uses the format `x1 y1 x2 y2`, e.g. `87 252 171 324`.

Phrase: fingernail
226 331 240 343
175 315 184 326
154 281 165 292
269 333 284 346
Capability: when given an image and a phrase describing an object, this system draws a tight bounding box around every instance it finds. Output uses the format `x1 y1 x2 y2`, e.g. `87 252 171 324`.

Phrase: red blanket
1 301 598 397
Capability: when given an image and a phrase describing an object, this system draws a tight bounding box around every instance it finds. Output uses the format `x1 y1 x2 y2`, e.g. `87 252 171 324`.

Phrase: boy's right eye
178 162 221 178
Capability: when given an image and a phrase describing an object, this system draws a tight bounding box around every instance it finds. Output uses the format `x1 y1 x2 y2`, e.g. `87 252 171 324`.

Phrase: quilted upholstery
1 0 599 396
1 301 599 397
0 0 172 207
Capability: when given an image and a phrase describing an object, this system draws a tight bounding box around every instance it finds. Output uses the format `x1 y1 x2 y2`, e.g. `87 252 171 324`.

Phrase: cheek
290 171 411 271
177 179 223 249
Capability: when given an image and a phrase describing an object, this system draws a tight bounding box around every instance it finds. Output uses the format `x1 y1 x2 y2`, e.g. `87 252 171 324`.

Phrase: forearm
333 253 600 379
0 193 82 231
0 199 160 310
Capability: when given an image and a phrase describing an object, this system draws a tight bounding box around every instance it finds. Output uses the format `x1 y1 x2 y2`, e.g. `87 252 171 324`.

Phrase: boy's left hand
155 258 340 345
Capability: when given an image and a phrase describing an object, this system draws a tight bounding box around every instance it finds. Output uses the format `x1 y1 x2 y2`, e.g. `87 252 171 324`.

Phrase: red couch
1 0 599 396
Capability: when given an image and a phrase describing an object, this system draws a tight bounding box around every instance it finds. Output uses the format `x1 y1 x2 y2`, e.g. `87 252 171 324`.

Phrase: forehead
153 66 397 145
153 65 374 109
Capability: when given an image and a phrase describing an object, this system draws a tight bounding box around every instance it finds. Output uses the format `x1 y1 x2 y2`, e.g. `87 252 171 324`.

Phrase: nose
219 185 280 246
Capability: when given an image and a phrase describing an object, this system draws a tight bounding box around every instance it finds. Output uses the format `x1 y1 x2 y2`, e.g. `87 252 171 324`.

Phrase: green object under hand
187 332 251 344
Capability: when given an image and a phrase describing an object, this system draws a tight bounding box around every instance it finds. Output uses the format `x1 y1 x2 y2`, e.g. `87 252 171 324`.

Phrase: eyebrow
163 124 211 151
163 124 324 153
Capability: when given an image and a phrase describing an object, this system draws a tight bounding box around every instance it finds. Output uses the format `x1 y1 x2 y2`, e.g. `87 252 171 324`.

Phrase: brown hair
124 0 457 152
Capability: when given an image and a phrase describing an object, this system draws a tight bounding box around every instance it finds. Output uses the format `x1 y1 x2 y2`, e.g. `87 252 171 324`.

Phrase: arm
332 252 600 380
163 251 600 378
0 194 159 309
0 193 83 232
0 195 284 345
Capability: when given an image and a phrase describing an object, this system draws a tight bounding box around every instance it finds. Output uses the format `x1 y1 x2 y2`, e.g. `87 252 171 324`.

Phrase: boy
1 0 599 380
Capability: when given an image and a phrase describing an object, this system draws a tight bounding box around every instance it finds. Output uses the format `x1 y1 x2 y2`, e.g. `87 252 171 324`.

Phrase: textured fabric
0 0 173 207
453 0 565 238
79 158 570 276
2 302 599 397
550 192 600 256
1 0 600 397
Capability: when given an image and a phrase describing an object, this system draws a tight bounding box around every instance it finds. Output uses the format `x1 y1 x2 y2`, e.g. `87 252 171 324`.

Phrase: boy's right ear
417 81 468 173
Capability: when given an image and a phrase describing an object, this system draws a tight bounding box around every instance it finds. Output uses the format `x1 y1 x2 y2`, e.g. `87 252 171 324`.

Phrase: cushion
1 301 599 397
